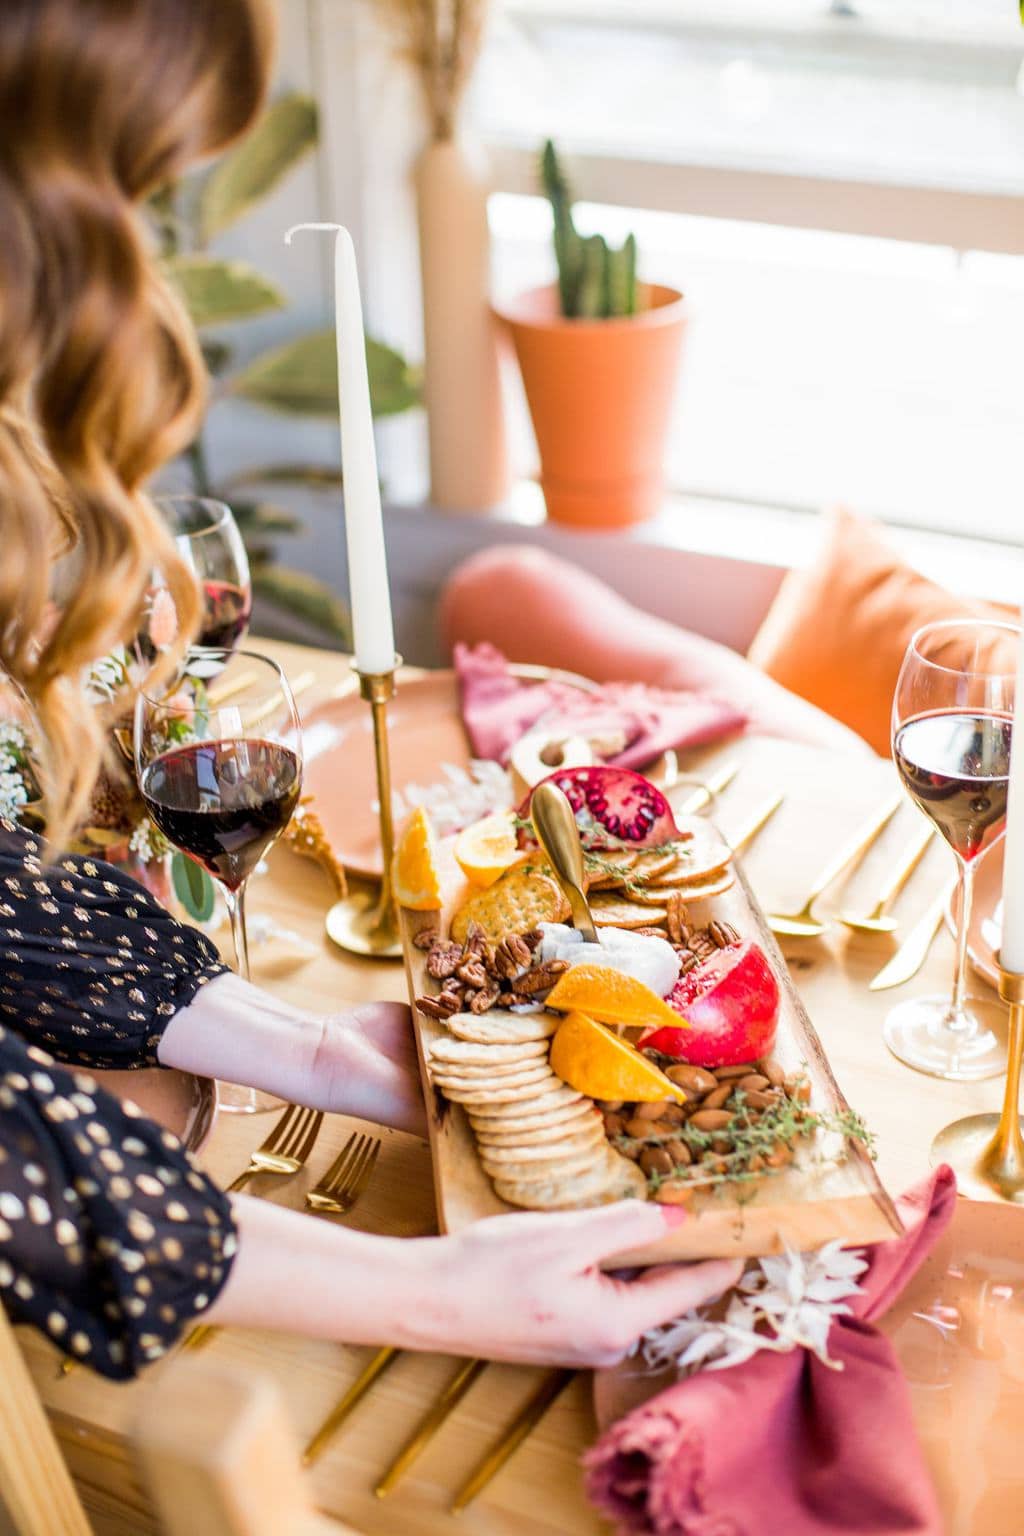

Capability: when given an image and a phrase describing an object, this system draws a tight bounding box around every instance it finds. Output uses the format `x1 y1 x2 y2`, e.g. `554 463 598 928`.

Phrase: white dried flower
128 817 170 864
639 1239 869 1376
390 760 513 837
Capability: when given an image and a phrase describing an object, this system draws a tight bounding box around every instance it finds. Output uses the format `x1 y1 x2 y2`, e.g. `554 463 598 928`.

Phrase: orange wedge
545 964 687 1035
550 1012 686 1103
454 811 520 887
392 807 443 911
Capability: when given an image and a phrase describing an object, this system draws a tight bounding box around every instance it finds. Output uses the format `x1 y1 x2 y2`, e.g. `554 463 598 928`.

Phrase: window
476 1 1024 543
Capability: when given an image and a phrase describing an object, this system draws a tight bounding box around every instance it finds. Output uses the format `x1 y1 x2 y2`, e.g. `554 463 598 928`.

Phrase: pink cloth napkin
454 643 745 769
584 1167 956 1536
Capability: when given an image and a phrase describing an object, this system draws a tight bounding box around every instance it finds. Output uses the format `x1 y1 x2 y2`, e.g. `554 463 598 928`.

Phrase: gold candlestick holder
931 961 1024 1202
325 659 404 961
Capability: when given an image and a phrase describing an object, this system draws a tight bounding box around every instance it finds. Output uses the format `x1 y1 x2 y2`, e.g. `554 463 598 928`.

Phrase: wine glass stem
224 880 250 982
947 856 974 1032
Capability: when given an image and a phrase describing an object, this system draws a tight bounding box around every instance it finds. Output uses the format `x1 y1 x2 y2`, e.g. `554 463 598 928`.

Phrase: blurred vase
415 137 510 513
495 283 688 530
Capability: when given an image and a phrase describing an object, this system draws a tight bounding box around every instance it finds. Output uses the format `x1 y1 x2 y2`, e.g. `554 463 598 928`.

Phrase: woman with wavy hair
0 0 737 1379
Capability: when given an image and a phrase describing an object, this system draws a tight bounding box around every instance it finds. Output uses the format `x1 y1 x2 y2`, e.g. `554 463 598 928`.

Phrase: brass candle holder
931 961 1024 1202
325 659 404 961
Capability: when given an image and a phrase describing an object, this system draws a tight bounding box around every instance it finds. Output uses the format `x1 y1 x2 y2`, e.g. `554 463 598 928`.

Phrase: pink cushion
440 544 870 755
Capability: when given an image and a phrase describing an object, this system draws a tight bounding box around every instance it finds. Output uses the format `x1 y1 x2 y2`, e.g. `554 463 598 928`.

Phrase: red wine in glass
893 709 1013 861
198 580 253 653
140 739 301 892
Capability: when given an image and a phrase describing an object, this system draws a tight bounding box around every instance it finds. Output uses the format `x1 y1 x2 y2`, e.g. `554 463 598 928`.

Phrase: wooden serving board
400 849 903 1267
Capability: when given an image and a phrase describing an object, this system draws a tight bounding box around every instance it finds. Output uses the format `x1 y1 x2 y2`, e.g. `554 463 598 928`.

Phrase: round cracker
433 1068 554 1093
450 866 569 946
495 1149 646 1210
629 849 682 882
440 1079 576 1106
446 1012 557 1044
429 1056 551 1080
429 1038 549 1066
671 870 735 902
475 1125 606 1160
480 1145 604 1181
474 1114 604 1149
591 894 667 928
468 1100 596 1136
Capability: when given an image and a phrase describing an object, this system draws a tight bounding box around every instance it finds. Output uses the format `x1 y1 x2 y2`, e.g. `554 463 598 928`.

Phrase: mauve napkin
584 1166 956 1536
454 643 745 769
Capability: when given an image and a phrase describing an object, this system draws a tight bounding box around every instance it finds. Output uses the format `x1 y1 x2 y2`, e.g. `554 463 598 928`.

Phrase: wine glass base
883 994 1007 1081
217 1081 285 1115
930 1114 1024 1203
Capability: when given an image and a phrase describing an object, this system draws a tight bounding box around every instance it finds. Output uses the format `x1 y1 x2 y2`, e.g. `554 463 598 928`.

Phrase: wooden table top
19 639 1013 1536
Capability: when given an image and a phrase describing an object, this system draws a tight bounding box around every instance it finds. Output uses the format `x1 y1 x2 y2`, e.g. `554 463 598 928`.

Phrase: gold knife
301 1345 399 1467
450 1368 576 1513
374 1357 487 1497
868 877 957 992
724 792 784 853
675 760 740 816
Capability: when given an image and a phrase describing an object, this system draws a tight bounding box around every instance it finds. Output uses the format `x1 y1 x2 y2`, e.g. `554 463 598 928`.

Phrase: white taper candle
285 223 396 675
1000 610 1024 973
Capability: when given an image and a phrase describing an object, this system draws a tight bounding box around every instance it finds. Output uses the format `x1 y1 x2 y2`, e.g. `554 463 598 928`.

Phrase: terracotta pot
415 138 510 512
495 283 687 529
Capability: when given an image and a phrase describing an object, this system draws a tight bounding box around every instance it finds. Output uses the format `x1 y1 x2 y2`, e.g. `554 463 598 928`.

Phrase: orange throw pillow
747 506 1015 755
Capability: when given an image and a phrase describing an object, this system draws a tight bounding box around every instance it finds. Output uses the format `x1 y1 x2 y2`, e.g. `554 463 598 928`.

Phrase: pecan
416 993 461 1020
666 893 686 946
514 958 570 995
412 927 440 951
426 941 463 980
493 934 532 980
632 926 671 940
708 920 732 949
455 957 490 989
469 984 501 1014
677 950 700 975
463 922 487 958
521 928 543 951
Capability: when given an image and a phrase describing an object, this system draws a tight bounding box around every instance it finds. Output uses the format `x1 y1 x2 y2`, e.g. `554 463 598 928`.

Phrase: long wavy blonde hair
0 0 275 849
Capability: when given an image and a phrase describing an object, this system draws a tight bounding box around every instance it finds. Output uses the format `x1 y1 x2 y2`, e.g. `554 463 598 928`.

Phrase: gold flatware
840 823 936 934
674 760 740 816
450 1367 576 1513
227 1103 324 1196
242 669 316 729
374 1357 487 1498
302 1346 400 1467
724 792 784 853
531 780 600 945
868 877 958 991
208 669 258 705
768 795 902 939
305 1132 381 1216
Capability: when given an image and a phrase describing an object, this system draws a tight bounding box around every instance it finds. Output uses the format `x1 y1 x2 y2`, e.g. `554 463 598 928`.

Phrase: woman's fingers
548 1198 690 1266
611 1258 744 1337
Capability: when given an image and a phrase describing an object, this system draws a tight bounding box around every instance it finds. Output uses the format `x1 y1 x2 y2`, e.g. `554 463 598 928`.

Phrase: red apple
639 941 780 1068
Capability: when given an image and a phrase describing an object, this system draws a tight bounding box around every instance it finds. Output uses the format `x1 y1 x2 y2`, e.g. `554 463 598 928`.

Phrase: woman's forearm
158 973 426 1135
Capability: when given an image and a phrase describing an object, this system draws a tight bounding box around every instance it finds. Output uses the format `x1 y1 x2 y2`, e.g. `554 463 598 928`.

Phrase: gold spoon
838 822 935 935
530 781 600 945
768 794 902 939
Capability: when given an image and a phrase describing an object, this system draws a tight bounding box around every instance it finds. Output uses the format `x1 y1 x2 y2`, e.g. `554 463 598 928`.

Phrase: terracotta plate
300 665 594 879
944 842 1003 990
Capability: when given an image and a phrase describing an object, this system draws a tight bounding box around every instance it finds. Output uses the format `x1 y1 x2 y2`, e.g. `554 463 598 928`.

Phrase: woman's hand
209 1197 744 1370
159 973 426 1137
410 1201 743 1367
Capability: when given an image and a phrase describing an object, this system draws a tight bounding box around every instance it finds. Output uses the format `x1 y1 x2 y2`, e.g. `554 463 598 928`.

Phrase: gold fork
227 1103 324 1195
181 1104 324 1353
305 1131 381 1215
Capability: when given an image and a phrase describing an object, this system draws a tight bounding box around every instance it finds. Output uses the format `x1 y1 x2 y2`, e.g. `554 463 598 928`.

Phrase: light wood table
18 642 1012 1535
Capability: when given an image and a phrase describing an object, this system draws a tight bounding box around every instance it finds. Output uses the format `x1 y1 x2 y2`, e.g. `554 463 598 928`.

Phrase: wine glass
156 496 252 674
886 619 1019 1080
134 650 303 1113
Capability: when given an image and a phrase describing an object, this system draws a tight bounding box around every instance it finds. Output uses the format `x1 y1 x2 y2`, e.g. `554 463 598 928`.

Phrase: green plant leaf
229 330 421 419
200 94 318 242
252 566 350 642
165 255 285 328
171 852 216 923
221 463 344 492
228 500 305 536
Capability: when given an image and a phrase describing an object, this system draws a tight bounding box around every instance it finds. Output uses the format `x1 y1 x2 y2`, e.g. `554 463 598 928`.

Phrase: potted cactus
495 141 687 529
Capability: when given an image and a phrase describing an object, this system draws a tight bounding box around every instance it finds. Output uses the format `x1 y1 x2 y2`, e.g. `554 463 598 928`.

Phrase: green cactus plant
539 140 640 319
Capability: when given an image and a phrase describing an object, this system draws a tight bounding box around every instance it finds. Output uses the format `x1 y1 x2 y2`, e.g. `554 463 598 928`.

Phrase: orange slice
550 1012 686 1103
545 964 687 1035
454 811 520 887
392 807 443 911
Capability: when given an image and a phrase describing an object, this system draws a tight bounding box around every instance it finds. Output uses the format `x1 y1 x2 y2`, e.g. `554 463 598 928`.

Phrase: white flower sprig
390 759 513 837
0 721 36 820
639 1239 869 1376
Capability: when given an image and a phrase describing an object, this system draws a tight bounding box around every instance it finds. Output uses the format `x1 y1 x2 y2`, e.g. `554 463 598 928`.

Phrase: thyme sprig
512 814 684 895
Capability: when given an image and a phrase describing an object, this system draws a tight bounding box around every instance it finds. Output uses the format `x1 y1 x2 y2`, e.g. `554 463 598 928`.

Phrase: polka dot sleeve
0 1026 237 1378
0 818 227 1068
